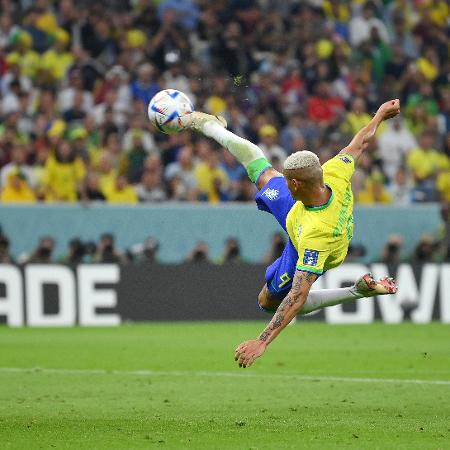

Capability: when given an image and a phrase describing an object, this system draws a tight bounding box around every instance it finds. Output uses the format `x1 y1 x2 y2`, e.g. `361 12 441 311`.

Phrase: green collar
304 186 334 211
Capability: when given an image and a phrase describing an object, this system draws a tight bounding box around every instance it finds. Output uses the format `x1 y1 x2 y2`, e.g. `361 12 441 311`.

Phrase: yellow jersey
407 148 449 181
194 163 229 203
286 154 355 275
43 155 86 202
103 184 138 204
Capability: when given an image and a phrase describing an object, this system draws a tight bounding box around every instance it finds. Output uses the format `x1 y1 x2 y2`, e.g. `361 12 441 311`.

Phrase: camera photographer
0 233 14 263
28 236 55 263
380 235 403 265
95 233 123 263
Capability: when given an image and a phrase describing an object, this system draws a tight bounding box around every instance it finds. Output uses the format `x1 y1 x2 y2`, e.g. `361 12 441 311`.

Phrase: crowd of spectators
0 0 448 207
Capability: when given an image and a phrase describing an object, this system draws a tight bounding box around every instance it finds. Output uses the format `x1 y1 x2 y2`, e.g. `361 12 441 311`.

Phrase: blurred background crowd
0 0 449 264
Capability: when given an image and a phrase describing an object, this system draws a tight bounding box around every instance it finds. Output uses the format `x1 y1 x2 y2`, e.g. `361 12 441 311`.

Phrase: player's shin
202 121 271 183
298 274 397 315
299 287 361 315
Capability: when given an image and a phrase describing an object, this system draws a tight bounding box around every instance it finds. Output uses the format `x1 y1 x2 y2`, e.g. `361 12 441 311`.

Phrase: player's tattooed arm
234 270 317 368
258 270 318 345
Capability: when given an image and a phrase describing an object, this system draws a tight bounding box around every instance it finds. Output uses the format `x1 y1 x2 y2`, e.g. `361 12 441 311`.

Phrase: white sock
299 287 362 316
202 121 266 168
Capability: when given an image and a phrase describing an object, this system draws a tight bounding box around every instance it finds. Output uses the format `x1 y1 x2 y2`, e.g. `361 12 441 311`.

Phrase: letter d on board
25 265 76 326
0 265 23 326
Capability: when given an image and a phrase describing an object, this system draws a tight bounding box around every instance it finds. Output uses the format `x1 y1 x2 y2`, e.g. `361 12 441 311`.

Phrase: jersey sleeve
322 154 355 184
295 232 330 275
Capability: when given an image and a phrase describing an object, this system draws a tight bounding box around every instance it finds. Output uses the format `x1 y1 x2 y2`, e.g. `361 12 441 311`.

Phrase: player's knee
257 285 279 312
257 286 270 310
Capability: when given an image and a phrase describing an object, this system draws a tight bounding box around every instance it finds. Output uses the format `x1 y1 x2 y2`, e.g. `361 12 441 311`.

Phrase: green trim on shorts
247 158 272 183
296 265 323 275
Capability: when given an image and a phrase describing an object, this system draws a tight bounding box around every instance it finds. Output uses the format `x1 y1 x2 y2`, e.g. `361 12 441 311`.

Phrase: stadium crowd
0 0 448 207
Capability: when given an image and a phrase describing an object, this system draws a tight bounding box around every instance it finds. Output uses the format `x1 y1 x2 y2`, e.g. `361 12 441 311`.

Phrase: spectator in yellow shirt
97 153 118 193
102 175 138 204
0 171 36 203
7 30 40 79
322 0 350 22
407 132 449 182
194 144 230 203
341 97 385 136
41 28 74 82
415 48 439 82
407 131 449 201
43 141 86 202
436 170 450 202
357 171 393 205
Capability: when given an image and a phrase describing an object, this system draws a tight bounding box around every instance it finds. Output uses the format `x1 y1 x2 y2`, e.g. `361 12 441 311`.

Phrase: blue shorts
255 177 297 300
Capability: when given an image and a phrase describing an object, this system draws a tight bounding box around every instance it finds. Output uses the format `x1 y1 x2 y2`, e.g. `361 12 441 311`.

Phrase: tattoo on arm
258 271 317 344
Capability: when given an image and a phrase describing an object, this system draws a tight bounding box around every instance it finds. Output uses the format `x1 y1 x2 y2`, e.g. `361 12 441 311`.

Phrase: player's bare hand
234 339 266 368
377 99 400 121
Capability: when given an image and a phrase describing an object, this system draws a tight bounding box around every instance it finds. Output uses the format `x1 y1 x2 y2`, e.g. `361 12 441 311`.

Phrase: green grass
0 323 449 449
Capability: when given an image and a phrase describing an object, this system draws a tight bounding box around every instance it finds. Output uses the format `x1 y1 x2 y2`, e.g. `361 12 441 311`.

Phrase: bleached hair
283 150 320 170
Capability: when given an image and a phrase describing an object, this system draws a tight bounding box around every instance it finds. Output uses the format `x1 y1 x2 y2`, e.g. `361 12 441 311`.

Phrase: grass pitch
0 322 449 449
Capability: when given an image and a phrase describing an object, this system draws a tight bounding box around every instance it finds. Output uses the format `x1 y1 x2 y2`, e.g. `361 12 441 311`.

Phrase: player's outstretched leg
299 273 397 315
182 111 280 189
258 273 397 314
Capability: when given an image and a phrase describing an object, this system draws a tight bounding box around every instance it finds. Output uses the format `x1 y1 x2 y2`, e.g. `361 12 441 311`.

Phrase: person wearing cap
257 124 288 162
41 28 74 81
6 29 40 79
68 126 89 163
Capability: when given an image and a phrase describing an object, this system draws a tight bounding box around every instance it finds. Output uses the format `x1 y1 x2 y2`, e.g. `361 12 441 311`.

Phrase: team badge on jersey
339 155 352 164
264 188 279 201
303 249 319 266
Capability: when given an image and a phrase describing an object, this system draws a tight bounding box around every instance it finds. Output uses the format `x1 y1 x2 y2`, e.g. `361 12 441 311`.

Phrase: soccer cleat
180 111 227 132
352 273 397 297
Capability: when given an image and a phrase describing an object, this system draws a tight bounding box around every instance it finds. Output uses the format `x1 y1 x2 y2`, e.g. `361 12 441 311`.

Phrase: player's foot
352 273 397 297
181 111 227 132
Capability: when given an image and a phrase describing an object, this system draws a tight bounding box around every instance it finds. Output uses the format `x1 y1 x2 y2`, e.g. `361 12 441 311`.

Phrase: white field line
0 367 449 386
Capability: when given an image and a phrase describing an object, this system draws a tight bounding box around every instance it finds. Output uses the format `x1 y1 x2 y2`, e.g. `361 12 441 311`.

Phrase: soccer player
182 99 400 368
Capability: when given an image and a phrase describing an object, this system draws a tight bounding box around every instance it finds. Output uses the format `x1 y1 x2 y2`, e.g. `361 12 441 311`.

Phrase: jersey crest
264 188 279 201
338 155 352 164
303 249 319 266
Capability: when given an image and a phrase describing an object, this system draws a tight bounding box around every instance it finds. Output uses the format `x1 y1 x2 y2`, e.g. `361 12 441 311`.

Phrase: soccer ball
147 89 193 135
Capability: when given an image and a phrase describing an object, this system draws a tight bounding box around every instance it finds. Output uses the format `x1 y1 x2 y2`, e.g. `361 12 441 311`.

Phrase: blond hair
283 151 320 170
